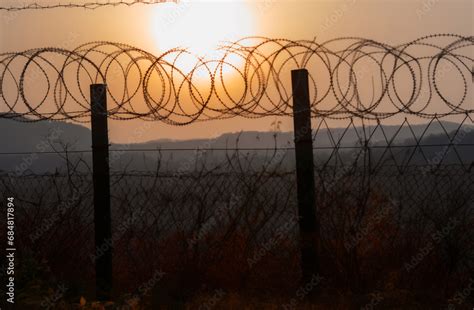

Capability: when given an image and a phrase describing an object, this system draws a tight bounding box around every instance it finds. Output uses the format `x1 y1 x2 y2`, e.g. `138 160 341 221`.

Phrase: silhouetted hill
0 115 91 173
128 121 465 150
0 115 471 172
0 115 91 152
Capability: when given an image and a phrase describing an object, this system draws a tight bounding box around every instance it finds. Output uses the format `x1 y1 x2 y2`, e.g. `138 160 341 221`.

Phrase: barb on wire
0 0 174 11
0 34 473 124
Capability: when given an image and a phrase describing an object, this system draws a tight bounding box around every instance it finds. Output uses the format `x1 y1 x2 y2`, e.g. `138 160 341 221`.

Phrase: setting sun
150 0 255 73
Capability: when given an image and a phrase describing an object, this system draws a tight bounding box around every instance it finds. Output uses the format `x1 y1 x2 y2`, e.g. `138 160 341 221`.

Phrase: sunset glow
151 0 254 74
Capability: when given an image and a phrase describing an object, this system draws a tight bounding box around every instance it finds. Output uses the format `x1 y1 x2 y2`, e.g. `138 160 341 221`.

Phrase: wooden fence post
90 84 112 300
291 69 320 284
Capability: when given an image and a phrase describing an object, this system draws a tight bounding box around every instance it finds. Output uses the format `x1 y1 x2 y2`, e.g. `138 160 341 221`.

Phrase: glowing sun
151 0 255 74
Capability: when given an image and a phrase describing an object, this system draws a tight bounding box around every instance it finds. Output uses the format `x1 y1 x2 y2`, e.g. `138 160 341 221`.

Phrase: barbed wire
1 34 473 124
1 144 474 156
0 0 173 11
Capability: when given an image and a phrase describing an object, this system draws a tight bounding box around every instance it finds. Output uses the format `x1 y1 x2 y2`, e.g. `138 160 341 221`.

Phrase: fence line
1 34 472 123
0 0 172 11
1 150 472 301
2 143 474 155
1 33 473 304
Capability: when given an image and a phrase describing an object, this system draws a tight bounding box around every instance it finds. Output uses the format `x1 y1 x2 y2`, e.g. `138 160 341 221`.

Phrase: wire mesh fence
0 33 473 306
1 140 472 301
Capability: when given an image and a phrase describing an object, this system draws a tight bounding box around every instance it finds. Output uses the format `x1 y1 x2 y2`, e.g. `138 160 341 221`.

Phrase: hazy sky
0 0 472 142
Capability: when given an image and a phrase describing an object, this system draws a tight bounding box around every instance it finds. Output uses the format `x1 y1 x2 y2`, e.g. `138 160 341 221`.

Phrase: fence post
90 84 112 300
291 69 320 284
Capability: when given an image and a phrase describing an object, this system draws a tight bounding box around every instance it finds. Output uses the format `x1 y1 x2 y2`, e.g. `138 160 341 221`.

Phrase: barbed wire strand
0 0 174 11
0 34 473 124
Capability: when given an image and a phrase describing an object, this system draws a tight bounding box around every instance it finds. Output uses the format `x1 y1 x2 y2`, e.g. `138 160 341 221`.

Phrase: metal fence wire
0 137 472 295
0 0 172 11
0 34 473 302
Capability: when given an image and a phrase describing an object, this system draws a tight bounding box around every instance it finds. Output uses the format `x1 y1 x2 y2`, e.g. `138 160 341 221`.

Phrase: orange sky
0 0 472 142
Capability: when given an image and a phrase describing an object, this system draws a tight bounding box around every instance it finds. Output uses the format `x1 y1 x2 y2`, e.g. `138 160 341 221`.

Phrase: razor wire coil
0 34 472 124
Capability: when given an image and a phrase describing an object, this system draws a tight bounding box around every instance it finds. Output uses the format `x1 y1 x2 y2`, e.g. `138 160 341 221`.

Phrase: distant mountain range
0 115 472 173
